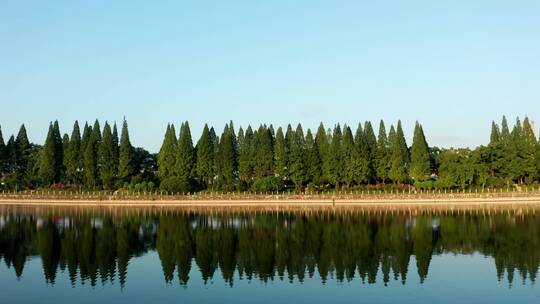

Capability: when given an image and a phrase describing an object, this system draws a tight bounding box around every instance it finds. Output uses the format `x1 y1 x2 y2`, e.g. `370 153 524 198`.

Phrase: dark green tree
410 122 431 182
175 122 195 192
217 123 238 190
289 124 306 191
83 120 101 187
315 123 330 184
39 123 58 185
389 121 409 184
328 124 343 188
274 127 288 180
0 126 7 174
65 121 81 184
196 124 215 189
305 129 321 185
375 120 390 184
118 119 135 182
238 126 254 187
98 122 116 189
490 121 500 145
157 124 177 180
253 125 274 178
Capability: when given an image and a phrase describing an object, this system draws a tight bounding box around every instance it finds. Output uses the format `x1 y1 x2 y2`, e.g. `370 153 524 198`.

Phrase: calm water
1 206 539 303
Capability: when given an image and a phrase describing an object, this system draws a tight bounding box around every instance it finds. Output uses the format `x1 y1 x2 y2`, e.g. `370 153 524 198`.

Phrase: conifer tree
389 121 409 184
315 123 330 184
354 123 371 185
342 126 358 188
328 124 343 188
118 119 135 182
238 126 254 186
305 129 321 185
196 124 215 189
39 123 57 184
253 125 274 178
83 120 101 187
6 136 17 174
62 133 69 181
521 117 537 183
52 121 64 179
0 126 6 174
15 124 31 175
410 122 431 181
98 122 116 189
175 122 195 192
363 121 377 183
157 124 177 180
112 122 119 175
289 124 306 191
374 120 390 184
80 122 92 155
490 121 500 145
508 118 524 183
217 123 237 190
273 127 288 180
65 121 81 184
500 116 510 143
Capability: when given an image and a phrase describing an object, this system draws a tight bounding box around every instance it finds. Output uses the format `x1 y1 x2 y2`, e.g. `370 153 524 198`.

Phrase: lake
1 205 539 303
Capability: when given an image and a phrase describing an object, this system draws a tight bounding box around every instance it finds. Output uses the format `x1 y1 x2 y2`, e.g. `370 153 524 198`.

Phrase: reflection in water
0 207 539 288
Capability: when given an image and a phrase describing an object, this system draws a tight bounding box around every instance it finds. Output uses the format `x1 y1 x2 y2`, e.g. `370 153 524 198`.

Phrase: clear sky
1 1 539 152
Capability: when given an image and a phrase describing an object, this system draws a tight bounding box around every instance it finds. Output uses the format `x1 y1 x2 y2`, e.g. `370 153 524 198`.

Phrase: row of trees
1 211 538 286
0 116 539 192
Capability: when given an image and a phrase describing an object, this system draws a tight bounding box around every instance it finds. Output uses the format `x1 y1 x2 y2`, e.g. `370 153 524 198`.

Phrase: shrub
251 176 284 193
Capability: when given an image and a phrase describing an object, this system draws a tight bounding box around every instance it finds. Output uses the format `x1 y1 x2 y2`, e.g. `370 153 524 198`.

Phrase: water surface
1 206 539 303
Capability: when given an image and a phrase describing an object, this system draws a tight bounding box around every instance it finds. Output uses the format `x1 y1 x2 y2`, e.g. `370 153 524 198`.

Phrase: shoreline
2 195 540 208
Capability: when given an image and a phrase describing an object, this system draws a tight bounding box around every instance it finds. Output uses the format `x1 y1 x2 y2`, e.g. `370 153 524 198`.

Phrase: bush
251 176 284 193
159 177 191 194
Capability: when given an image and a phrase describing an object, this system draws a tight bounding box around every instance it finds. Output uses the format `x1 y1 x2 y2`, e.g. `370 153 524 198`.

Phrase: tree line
0 116 539 192
1 212 538 287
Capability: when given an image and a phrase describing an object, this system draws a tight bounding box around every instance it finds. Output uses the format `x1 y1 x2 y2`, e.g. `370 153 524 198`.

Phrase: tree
174 122 195 192
305 129 321 185
39 123 57 185
519 117 536 184
253 125 274 178
410 122 431 182
327 124 343 188
354 123 371 185
98 122 116 189
0 126 7 175
490 121 500 145
157 124 177 180
217 123 237 190
83 120 101 187
315 123 330 184
196 124 216 189
274 127 288 180
389 121 409 184
500 116 510 144
238 126 254 187
289 124 306 191
342 126 360 187
65 121 81 184
118 119 135 182
374 120 390 184
15 124 32 176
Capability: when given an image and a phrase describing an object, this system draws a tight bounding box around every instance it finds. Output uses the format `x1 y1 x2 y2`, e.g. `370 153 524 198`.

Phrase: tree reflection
0 210 539 288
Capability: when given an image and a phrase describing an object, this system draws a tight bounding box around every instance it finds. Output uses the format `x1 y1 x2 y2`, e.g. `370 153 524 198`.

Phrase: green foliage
98 122 117 189
83 120 101 187
305 129 321 184
327 124 343 187
250 176 284 193
238 126 254 186
175 122 195 192
409 122 431 181
374 120 390 184
118 119 135 181
253 125 274 178
196 124 215 188
289 124 306 191
38 121 63 185
217 122 238 191
157 124 177 180
273 127 288 180
389 121 409 184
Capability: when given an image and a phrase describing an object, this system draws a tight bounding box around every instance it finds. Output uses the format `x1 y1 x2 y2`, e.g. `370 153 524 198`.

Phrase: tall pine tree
389 121 409 184
98 122 116 189
196 124 215 189
274 127 288 180
374 120 390 184
83 120 101 187
118 119 135 182
409 121 431 182
157 124 177 180
175 122 194 192
65 121 81 184
289 124 306 191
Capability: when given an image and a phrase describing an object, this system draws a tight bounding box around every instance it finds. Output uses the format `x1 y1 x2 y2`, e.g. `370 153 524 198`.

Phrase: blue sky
1 1 539 152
